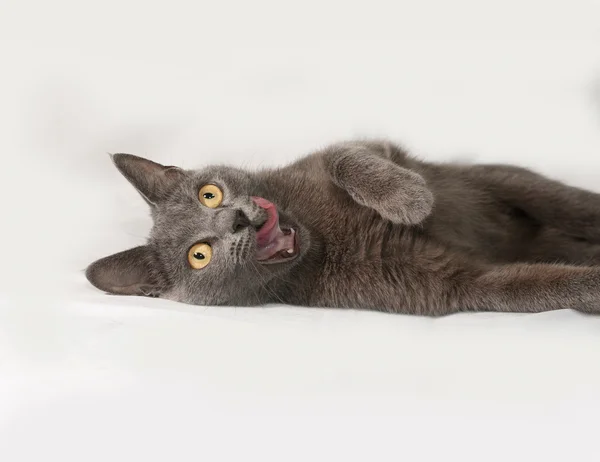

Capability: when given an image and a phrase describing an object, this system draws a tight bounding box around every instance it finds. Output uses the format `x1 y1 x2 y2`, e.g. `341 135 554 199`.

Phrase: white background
2 1 600 461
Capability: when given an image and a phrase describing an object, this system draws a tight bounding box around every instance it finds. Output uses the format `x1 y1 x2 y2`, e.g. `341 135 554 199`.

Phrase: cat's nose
232 209 250 233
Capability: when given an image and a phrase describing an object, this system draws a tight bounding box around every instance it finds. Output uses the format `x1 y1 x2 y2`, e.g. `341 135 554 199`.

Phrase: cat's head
86 154 308 305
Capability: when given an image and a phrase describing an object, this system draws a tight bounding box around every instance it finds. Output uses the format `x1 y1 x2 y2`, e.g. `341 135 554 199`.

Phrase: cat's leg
335 259 600 315
470 164 600 243
323 145 434 225
456 263 600 315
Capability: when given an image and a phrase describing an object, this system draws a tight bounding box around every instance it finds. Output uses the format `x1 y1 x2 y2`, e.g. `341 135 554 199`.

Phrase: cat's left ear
111 153 186 205
86 246 162 297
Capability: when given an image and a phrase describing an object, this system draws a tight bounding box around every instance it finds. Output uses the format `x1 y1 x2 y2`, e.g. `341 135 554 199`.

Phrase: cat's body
87 140 600 315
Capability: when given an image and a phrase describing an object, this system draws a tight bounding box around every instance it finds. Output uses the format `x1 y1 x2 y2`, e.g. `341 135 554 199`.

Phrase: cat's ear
111 153 185 205
86 246 162 297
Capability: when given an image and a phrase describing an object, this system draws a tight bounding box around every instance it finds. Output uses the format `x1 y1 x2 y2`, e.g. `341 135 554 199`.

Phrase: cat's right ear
86 246 163 297
111 153 186 205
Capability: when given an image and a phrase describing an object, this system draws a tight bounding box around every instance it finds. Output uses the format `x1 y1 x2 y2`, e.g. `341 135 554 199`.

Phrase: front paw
357 171 434 225
328 148 434 225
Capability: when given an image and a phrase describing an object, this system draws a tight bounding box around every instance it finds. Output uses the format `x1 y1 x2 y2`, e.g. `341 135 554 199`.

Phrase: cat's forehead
147 166 250 211
148 165 254 240
186 165 252 189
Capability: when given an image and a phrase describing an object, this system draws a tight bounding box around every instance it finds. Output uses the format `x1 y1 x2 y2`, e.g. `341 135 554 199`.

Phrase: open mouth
251 196 299 264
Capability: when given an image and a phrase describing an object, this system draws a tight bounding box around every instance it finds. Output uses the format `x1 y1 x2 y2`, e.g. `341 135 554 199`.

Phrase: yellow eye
188 243 213 269
199 184 223 208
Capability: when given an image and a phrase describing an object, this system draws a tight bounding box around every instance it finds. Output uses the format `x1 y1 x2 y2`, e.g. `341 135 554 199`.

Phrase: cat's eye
199 184 223 208
188 243 213 269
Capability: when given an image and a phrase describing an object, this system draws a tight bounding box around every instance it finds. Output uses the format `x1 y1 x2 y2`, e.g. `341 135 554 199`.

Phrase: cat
86 139 600 315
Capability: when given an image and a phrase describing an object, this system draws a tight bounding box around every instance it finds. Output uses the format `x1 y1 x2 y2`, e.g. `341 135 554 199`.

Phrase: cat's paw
335 155 434 224
371 177 434 225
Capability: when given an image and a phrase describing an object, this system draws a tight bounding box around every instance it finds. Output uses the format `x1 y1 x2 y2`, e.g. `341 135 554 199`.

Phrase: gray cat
86 140 600 315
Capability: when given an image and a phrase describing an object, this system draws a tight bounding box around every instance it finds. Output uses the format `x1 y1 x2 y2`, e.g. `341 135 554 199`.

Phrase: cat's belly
423 197 541 263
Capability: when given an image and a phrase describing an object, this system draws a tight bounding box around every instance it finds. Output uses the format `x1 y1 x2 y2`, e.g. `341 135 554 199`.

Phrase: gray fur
87 140 600 315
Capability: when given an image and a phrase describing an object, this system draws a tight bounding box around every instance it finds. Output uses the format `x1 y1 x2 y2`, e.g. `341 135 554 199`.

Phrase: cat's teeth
286 249 294 254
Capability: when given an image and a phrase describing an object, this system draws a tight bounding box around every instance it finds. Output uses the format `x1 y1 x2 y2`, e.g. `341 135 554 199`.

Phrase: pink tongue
251 196 295 260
